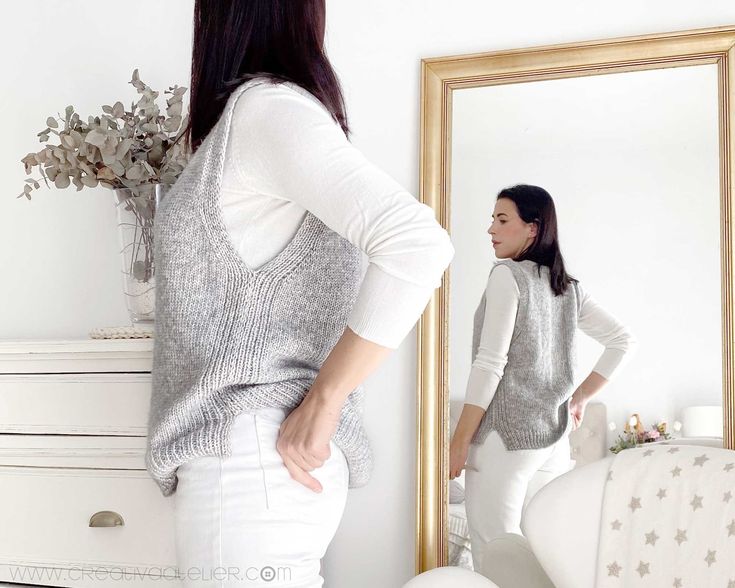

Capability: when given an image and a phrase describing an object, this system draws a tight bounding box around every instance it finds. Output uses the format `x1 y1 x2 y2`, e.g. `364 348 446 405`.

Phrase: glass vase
112 183 168 324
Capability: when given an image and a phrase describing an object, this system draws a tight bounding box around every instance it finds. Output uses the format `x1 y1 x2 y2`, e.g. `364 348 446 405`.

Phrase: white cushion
568 402 607 467
402 566 499 587
478 533 555 587
449 479 465 504
522 457 609 588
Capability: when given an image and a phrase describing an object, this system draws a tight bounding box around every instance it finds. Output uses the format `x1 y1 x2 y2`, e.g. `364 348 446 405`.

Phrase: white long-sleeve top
464 264 638 410
219 79 455 349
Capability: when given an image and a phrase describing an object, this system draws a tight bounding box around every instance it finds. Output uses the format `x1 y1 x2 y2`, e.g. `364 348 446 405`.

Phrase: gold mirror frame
415 25 735 573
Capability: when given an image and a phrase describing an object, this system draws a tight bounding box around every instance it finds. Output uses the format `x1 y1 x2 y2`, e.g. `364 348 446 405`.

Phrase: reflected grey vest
470 259 580 449
145 79 371 497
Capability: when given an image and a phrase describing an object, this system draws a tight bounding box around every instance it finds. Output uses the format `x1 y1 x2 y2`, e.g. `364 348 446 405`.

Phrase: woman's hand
449 435 471 480
449 404 485 478
568 372 608 431
569 391 588 431
276 389 342 493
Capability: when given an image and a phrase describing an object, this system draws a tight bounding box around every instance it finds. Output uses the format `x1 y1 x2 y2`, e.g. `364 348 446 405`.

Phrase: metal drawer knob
89 510 125 527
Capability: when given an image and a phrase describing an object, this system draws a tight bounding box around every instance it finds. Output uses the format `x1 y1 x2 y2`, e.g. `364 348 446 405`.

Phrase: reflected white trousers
173 407 349 587
464 429 572 572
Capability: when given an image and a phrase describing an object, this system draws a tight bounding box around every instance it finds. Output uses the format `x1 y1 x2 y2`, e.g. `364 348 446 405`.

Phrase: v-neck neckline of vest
216 208 318 277
199 78 320 279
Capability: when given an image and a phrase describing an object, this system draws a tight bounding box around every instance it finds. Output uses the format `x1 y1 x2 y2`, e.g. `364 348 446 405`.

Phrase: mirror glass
446 64 723 575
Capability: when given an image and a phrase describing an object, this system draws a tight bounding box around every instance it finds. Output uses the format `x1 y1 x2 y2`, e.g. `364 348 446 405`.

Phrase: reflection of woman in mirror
448 184 637 572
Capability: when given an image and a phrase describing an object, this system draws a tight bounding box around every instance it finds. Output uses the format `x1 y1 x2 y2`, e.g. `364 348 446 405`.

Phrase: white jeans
464 429 572 572
173 407 349 587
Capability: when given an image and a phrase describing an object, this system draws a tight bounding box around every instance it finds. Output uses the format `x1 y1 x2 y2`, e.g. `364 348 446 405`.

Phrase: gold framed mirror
415 25 735 573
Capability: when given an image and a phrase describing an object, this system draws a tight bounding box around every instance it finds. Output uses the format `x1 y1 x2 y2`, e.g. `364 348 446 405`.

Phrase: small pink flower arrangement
609 413 671 454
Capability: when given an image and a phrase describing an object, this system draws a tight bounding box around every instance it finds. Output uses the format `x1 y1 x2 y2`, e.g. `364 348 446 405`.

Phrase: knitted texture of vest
145 79 371 497
470 259 580 449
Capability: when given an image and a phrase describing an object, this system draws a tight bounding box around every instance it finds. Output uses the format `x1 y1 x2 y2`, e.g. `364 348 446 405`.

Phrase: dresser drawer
0 374 150 435
0 339 153 374
0 466 179 587
0 435 146 469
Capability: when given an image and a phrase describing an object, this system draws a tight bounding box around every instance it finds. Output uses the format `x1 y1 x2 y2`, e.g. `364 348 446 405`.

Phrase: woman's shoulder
487 262 519 293
490 259 515 273
493 258 541 277
571 276 587 300
232 76 332 121
494 259 584 302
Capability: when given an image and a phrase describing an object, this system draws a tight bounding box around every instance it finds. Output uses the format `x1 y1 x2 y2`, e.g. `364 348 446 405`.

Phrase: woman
448 184 637 574
144 1 454 586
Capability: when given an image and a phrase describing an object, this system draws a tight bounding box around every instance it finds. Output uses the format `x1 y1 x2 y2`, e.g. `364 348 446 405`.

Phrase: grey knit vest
145 79 371 497
470 259 580 450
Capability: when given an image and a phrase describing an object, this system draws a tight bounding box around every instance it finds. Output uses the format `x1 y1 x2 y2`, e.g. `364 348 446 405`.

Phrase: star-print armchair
522 443 735 587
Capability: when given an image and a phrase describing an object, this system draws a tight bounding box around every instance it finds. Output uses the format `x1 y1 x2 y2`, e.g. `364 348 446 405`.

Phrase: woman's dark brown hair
183 0 350 154
498 184 578 296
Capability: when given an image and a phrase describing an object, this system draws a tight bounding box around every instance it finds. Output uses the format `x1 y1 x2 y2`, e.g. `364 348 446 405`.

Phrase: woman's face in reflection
487 197 538 259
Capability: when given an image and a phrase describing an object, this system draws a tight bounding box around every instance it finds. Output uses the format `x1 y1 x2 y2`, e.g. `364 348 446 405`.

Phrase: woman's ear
529 221 539 239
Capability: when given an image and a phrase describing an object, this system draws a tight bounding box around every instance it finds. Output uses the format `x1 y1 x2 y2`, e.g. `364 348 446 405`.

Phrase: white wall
450 65 721 449
1 2 734 587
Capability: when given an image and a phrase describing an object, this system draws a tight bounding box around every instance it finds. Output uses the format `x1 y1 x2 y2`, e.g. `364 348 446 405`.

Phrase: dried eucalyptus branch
18 69 190 200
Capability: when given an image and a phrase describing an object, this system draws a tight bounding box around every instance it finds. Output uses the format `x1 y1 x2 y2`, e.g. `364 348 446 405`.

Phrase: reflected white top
464 264 638 410
219 80 455 349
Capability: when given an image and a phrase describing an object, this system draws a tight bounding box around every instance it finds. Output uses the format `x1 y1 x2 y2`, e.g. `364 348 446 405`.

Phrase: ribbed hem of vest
470 428 565 450
145 382 373 497
470 417 570 450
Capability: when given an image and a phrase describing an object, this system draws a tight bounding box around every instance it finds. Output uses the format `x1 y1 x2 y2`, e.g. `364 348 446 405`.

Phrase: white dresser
0 339 179 588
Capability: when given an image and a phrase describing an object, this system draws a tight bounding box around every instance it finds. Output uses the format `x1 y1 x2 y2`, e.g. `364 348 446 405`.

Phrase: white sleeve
464 265 519 410
229 83 455 349
576 281 638 380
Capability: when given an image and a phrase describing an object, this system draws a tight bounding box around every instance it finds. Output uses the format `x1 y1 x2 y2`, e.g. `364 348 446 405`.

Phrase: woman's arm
277 326 393 491
450 265 518 478
465 266 518 404
569 282 638 426
232 82 454 490
574 282 638 389
310 327 392 408
231 82 455 350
